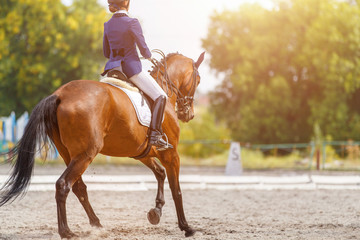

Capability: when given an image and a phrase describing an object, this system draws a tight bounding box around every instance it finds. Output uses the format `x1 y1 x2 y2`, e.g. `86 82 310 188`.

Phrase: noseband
175 63 199 117
150 50 199 117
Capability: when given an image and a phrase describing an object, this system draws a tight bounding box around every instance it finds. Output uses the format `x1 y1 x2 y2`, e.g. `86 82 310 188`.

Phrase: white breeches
110 66 167 101
129 71 167 101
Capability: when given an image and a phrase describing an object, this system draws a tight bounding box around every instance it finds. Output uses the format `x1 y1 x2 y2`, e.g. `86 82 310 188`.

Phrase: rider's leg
130 71 167 100
130 71 173 150
148 95 173 150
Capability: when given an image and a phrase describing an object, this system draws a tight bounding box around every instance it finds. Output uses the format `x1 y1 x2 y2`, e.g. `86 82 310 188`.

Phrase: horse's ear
195 52 205 69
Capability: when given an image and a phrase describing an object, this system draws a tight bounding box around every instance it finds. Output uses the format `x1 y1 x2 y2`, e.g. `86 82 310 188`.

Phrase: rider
102 0 173 151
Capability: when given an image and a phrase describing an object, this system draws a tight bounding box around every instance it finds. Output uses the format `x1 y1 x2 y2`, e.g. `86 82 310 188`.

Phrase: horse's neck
151 71 179 106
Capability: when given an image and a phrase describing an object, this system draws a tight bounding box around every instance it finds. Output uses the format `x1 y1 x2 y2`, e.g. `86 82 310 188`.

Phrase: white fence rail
0 112 58 159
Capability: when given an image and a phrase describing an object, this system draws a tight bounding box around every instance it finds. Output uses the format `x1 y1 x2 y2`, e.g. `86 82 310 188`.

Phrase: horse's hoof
60 230 78 239
147 208 161 225
90 221 103 228
184 227 196 237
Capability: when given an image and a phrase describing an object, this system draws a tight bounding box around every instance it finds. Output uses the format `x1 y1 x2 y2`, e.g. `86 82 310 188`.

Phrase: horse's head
151 51 205 122
175 52 205 122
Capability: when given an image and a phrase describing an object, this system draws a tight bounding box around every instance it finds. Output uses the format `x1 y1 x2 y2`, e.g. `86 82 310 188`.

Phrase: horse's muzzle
178 110 194 122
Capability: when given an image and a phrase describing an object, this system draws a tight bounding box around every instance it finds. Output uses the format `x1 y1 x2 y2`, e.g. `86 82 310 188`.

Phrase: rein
150 49 199 116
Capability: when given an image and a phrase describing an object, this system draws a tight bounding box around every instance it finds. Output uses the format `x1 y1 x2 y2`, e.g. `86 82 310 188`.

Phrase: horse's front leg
160 152 195 237
140 157 166 225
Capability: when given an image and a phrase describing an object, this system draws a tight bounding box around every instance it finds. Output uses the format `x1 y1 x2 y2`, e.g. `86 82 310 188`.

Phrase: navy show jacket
103 13 151 78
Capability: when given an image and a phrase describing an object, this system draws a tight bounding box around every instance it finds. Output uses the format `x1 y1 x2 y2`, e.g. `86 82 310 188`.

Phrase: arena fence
1 112 359 170
179 140 360 170
0 112 59 159
1 138 359 170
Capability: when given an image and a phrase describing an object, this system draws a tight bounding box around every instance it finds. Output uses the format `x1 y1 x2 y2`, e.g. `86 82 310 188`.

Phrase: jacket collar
114 10 128 15
113 13 128 18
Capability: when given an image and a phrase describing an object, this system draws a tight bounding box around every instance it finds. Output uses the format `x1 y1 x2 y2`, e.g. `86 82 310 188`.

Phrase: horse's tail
0 94 59 206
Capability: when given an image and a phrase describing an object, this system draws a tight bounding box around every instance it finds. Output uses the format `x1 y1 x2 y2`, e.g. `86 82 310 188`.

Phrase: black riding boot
149 96 173 151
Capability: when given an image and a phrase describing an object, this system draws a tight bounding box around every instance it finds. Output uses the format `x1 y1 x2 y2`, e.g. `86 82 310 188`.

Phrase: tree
203 0 360 143
299 0 360 140
0 0 107 116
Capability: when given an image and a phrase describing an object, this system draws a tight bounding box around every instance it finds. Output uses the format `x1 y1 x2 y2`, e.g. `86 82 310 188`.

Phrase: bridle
176 62 199 117
150 49 199 117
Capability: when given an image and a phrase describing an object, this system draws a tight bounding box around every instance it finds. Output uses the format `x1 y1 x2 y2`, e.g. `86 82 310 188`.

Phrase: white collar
114 10 129 15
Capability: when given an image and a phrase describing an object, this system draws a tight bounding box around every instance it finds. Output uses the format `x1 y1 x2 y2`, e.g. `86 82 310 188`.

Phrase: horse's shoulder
164 104 180 131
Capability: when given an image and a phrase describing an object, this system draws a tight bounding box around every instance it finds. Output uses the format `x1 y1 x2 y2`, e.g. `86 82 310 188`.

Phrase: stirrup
157 133 173 151
149 132 173 151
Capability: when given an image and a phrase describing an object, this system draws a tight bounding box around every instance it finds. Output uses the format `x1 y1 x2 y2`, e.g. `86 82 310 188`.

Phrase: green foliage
203 0 360 144
241 149 309 170
178 107 230 158
0 0 107 116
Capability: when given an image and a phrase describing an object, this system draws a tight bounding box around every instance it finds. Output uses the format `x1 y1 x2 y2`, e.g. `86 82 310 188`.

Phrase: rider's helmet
108 0 130 12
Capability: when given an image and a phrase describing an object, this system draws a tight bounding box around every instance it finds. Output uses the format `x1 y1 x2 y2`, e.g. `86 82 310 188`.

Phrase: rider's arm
130 18 151 59
103 25 110 58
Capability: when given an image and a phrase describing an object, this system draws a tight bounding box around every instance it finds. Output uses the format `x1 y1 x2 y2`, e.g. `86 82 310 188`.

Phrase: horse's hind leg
72 177 102 227
52 134 102 236
55 151 97 238
140 157 166 225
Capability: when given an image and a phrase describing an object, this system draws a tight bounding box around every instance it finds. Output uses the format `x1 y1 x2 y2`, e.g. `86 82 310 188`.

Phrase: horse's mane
150 52 183 76
148 52 184 97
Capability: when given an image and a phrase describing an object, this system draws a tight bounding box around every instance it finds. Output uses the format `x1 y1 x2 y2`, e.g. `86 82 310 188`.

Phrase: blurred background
1 0 360 171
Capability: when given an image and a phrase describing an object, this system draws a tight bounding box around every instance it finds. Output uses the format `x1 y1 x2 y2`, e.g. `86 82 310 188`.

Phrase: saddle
102 69 154 107
107 70 130 83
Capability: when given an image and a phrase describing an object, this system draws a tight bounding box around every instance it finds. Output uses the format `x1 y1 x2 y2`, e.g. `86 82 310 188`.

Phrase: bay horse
0 51 205 238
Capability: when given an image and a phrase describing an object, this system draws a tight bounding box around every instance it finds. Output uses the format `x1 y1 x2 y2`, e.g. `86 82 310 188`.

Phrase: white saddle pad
101 80 151 127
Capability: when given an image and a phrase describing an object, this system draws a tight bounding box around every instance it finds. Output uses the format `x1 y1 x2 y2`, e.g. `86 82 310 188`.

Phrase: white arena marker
225 142 243 176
